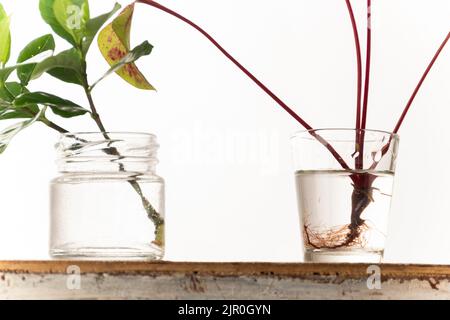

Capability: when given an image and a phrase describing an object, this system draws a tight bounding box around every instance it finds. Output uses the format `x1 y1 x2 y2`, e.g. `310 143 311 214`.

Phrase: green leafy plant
0 0 163 245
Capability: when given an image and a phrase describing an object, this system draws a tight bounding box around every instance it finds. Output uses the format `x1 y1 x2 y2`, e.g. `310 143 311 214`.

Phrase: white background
0 0 450 263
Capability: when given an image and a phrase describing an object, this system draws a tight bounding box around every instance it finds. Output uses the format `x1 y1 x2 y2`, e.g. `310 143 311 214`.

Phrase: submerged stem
304 173 376 249
76 67 165 242
42 113 165 242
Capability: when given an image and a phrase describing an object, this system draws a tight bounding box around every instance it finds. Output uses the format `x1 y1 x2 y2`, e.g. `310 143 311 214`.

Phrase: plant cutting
0 0 164 259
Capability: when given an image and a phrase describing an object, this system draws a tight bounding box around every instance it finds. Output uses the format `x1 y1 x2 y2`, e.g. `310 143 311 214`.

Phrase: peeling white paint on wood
0 261 449 299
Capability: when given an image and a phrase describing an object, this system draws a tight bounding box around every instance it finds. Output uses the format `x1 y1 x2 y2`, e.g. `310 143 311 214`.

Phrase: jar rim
56 131 159 173
290 128 399 142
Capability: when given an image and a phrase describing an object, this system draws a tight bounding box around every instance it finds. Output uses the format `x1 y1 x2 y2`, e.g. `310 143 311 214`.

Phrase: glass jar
291 129 400 263
50 132 165 260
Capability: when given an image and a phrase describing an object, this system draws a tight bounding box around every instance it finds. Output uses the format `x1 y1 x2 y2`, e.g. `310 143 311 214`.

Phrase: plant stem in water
42 111 165 244
84 85 164 242
304 172 376 249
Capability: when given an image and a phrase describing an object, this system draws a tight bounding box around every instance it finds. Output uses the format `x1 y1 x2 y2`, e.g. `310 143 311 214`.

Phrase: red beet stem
345 0 363 133
137 0 310 129
361 0 372 131
136 0 354 173
356 0 372 171
371 32 450 170
345 0 365 172
393 32 450 133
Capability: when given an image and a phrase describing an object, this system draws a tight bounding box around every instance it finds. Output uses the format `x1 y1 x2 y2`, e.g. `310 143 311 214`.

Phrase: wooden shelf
1 261 449 299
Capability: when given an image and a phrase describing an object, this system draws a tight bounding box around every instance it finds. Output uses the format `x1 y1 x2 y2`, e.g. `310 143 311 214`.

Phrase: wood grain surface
0 261 449 299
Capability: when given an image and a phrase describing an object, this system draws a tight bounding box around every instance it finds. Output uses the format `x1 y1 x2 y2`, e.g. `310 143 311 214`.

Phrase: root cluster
303 184 374 250
304 223 369 249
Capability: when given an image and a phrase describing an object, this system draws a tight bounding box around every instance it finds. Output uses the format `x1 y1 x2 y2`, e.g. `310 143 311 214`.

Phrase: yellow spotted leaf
97 4 153 90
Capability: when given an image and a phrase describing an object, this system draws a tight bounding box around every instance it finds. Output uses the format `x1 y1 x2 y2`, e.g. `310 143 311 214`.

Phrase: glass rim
290 128 399 141
60 131 157 139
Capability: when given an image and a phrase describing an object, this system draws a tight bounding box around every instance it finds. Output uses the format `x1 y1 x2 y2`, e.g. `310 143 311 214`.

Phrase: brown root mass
304 183 374 250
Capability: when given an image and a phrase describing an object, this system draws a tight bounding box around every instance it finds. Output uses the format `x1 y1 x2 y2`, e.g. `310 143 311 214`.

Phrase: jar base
304 249 383 263
50 245 164 261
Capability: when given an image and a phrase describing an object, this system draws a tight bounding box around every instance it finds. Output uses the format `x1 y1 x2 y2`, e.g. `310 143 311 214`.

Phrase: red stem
137 0 353 172
361 0 371 131
393 32 450 133
345 0 364 172
345 0 363 133
370 31 450 171
137 0 310 129
356 0 372 171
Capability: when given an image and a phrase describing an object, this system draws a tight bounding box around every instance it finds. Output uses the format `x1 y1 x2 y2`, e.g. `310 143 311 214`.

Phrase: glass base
50 245 164 261
304 249 383 263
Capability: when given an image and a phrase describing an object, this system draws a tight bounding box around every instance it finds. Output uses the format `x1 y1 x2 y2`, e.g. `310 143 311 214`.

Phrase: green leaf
14 92 89 118
0 83 20 119
0 106 39 121
40 0 77 46
0 63 35 86
0 66 16 85
98 4 154 90
0 3 11 65
0 99 11 109
0 82 22 101
53 0 90 46
0 83 40 120
47 67 83 85
91 41 154 90
17 34 56 85
0 107 46 154
31 48 83 85
82 2 121 54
